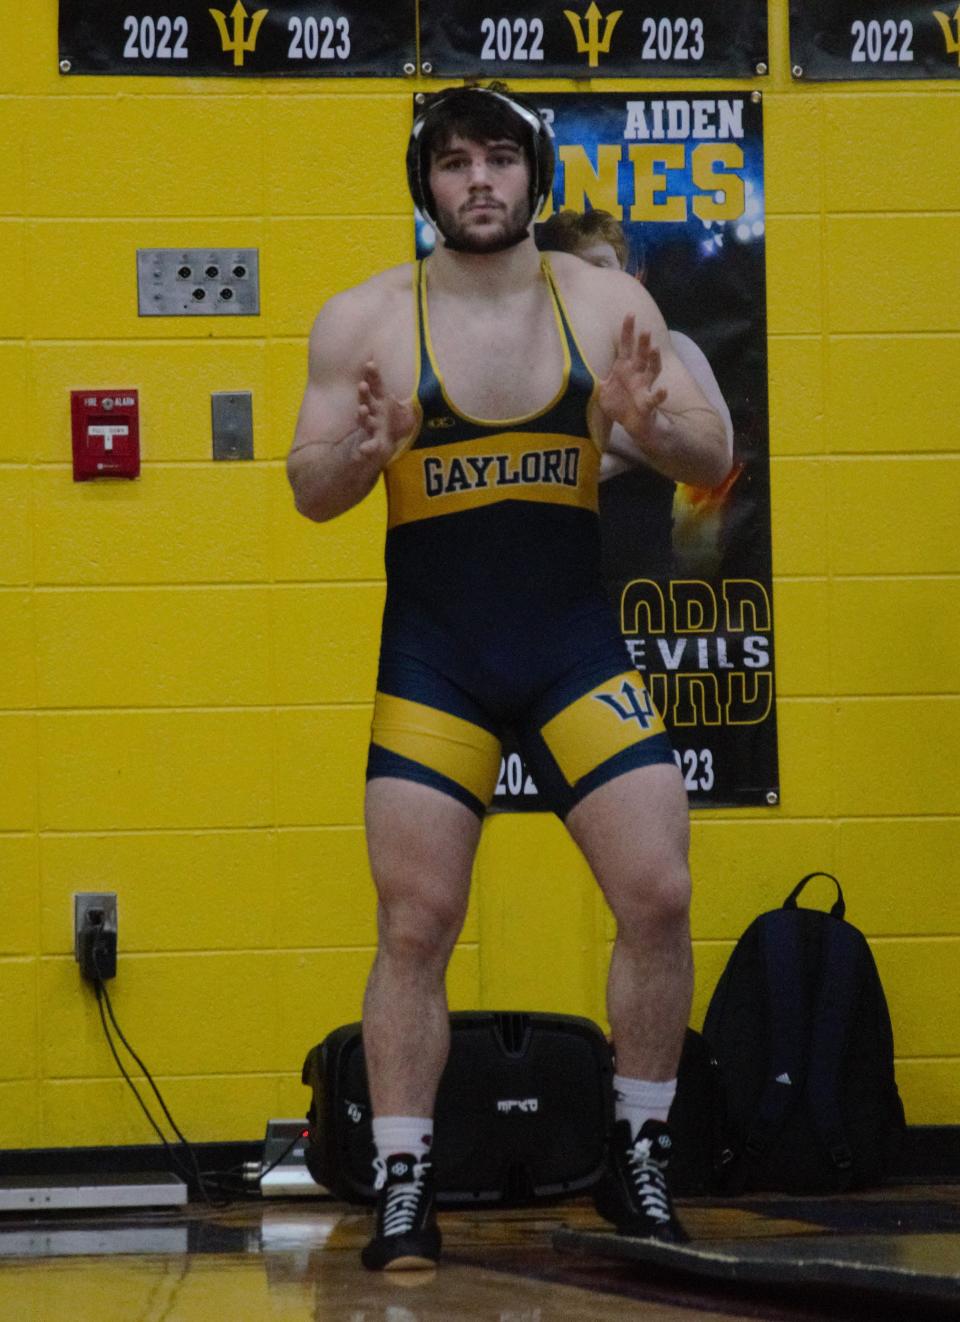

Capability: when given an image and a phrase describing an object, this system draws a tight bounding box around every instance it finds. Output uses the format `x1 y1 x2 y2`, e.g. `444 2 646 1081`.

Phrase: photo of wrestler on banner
414 91 778 810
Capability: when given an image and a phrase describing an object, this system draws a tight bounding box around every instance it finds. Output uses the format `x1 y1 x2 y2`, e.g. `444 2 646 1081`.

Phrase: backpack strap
724 909 808 1192
783 872 845 918
802 917 862 1190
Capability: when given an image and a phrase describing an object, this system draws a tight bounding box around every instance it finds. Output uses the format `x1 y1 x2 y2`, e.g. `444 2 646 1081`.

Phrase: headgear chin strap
407 86 555 245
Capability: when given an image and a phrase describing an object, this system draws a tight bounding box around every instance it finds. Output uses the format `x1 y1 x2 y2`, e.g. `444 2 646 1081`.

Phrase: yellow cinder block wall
1 3 957 1149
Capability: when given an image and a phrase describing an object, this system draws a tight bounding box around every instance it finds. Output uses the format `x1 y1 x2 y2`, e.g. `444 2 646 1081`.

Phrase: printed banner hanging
58 1 416 77
414 91 779 811
790 1 960 80
419 0 768 78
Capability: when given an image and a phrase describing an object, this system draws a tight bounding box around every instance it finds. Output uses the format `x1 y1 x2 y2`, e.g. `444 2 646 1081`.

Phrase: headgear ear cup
407 86 554 236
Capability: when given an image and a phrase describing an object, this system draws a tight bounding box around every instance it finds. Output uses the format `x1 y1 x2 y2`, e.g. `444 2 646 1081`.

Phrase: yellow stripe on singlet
371 692 502 803
540 672 666 786
385 431 599 529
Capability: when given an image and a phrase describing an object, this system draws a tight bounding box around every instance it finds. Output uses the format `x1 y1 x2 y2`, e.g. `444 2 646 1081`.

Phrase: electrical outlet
74 892 118 960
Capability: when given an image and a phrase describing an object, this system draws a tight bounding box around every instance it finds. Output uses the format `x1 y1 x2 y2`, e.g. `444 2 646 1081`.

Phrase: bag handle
783 872 845 919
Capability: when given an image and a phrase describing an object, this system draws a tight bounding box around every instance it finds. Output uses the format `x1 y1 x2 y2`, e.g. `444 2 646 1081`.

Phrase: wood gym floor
2 1182 958 1320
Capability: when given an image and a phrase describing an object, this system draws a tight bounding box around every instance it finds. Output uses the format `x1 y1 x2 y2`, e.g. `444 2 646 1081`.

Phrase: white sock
372 1115 434 1162
613 1075 677 1140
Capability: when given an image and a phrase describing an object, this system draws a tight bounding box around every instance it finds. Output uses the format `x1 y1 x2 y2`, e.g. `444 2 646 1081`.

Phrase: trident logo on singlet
594 679 657 728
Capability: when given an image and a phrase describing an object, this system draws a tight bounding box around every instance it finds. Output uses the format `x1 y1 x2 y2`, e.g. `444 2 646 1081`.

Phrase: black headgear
407 86 555 237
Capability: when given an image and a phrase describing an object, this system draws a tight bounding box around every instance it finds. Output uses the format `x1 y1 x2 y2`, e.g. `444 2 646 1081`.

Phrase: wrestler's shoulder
546 250 656 318
325 263 415 319
307 266 416 381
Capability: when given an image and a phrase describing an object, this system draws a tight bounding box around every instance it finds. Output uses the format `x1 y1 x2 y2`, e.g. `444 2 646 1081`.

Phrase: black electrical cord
85 922 212 1199
256 1128 310 1183
99 982 200 1161
93 981 203 1194
199 1125 309 1198
92 972 308 1204
95 978 219 1205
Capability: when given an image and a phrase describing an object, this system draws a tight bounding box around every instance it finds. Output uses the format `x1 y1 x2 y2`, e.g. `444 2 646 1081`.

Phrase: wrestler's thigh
365 776 483 916
565 761 691 917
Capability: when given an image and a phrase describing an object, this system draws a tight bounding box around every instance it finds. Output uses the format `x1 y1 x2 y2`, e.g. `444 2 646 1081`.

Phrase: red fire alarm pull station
71 390 140 480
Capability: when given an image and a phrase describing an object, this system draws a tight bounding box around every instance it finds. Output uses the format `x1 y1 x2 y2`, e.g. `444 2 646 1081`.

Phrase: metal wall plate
211 391 254 460
137 248 259 316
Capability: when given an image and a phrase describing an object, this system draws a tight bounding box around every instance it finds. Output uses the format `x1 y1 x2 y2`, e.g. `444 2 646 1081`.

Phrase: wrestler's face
428 134 532 252
576 240 623 271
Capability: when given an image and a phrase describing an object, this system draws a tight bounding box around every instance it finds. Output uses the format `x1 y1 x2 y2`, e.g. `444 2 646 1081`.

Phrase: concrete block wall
0 2 956 1148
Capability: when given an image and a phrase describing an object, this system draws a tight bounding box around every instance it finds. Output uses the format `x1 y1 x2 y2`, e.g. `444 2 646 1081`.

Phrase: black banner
415 92 778 811
58 2 415 77
790 1 960 79
419 0 768 79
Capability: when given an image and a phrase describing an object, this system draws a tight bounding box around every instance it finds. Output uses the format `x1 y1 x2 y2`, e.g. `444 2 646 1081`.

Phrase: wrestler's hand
597 315 668 447
354 361 416 468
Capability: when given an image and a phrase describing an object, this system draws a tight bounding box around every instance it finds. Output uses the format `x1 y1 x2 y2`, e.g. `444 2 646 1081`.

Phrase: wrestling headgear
406 85 555 239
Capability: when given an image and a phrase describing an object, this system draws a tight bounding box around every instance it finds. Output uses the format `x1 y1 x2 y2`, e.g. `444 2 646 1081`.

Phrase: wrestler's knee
376 886 467 966
609 854 691 946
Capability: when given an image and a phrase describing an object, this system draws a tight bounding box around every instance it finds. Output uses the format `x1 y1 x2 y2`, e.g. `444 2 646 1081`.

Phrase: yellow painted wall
1 3 957 1150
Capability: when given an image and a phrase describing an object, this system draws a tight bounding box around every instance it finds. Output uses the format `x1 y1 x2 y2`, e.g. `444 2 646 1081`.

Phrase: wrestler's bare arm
554 257 731 488
603 330 734 483
287 277 416 523
603 280 730 487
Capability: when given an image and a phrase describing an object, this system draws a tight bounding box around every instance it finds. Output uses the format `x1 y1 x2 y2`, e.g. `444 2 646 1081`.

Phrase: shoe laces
372 1157 431 1237
625 1136 672 1224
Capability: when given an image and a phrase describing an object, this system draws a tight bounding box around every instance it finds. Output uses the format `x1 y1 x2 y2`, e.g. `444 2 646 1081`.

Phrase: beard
434 195 532 254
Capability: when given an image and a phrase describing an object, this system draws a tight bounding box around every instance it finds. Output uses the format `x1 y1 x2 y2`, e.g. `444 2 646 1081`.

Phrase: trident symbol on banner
933 4 960 63
563 2 623 68
209 1 269 67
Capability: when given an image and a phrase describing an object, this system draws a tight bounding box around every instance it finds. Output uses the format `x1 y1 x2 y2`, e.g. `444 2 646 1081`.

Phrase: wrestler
288 84 730 1270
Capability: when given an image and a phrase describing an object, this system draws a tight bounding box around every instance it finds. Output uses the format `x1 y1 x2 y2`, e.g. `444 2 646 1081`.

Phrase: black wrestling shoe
593 1119 689 1242
361 1154 441 1271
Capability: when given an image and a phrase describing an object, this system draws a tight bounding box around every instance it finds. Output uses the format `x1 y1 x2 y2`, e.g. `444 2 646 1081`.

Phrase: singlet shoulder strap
383 264 425 466
414 257 445 411
539 255 603 454
540 255 598 389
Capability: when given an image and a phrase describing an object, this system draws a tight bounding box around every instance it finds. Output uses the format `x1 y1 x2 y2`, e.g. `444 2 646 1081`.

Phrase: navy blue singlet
366 256 674 817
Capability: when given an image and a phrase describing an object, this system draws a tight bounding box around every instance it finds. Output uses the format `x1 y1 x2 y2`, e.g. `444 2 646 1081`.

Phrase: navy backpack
701 872 906 1194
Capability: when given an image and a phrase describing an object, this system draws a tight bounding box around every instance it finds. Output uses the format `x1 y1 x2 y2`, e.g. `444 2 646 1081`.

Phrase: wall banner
58 2 415 77
414 92 778 811
419 1 768 79
790 1 960 80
